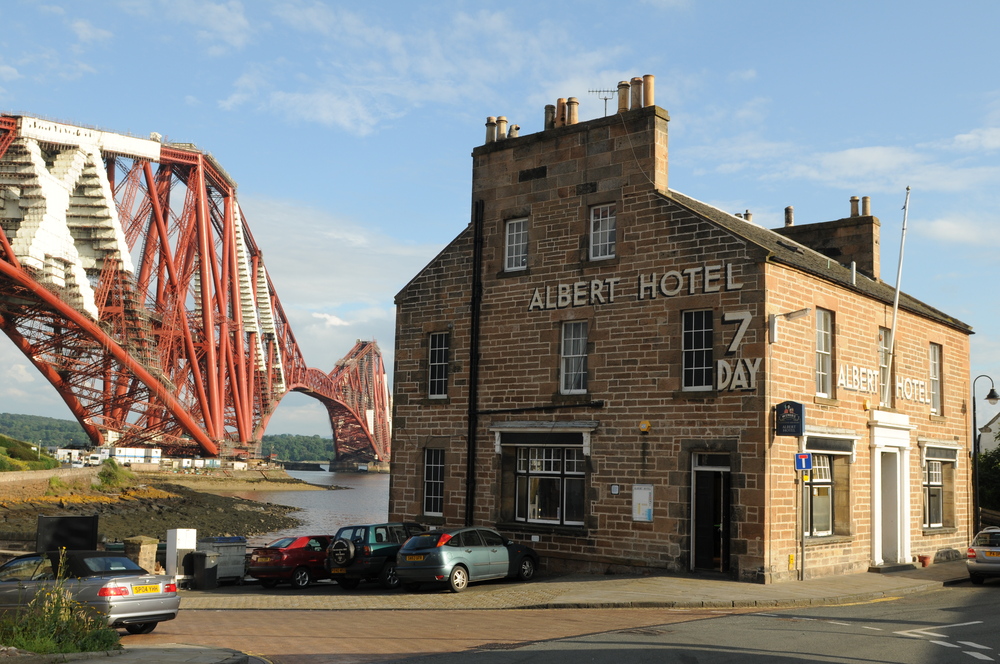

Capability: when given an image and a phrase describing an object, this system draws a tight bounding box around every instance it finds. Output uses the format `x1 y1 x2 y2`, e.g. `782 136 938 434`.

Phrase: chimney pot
784 206 794 227
485 117 497 143
555 98 567 128
861 196 871 216
744 209 753 223
630 77 643 111
642 74 655 107
617 80 630 113
508 124 520 138
567 97 579 125
544 105 556 130
850 196 860 217
496 116 508 140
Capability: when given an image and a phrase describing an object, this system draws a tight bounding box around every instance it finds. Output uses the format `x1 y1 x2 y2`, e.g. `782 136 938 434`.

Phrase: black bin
192 551 219 590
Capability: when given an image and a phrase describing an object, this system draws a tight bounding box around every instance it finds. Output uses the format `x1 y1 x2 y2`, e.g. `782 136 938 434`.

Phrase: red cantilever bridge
0 115 390 463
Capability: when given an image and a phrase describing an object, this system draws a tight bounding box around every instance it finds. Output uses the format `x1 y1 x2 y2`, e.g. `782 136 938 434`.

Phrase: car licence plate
984 551 1000 557
329 568 346 574
131 584 160 594
405 555 424 562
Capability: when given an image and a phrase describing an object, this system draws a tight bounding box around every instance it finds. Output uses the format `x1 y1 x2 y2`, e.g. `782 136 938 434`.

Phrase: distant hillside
0 413 91 448
0 413 332 460
260 434 333 462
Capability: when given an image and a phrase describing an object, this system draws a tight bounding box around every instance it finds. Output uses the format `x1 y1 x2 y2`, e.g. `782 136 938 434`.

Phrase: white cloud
0 64 20 82
313 313 349 327
945 127 1000 152
916 215 994 245
729 69 757 82
71 19 112 43
161 0 253 54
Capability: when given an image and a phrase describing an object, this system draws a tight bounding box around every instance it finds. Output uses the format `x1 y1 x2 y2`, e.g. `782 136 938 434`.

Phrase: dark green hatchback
326 522 424 590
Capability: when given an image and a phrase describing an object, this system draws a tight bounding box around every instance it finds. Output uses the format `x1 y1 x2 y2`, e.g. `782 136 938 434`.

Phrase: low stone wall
0 467 100 501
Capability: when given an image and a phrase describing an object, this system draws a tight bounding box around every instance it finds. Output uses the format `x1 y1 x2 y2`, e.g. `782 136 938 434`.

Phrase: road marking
959 643 991 650
862 626 883 631
895 621 983 639
931 641 961 648
963 652 993 661
827 621 850 626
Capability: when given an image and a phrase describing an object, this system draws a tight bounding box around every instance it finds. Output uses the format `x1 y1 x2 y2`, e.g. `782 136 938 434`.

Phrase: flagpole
882 186 911 406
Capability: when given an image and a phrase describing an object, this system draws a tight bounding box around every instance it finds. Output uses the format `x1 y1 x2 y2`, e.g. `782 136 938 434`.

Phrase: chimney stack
784 206 794 227
630 76 643 110
485 117 497 143
496 116 508 139
567 97 579 125
642 74 655 107
850 196 860 217
544 104 555 130
862 196 871 216
555 98 567 127
617 80 630 113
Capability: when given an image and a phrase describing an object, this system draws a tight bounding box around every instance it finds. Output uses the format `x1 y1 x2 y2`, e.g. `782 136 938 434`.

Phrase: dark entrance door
693 462 731 572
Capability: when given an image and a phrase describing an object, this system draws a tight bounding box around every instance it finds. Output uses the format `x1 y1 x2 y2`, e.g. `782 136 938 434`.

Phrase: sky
0 0 999 437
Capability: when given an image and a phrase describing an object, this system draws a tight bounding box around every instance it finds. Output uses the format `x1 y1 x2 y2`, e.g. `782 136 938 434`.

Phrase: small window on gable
589 204 616 260
428 332 449 399
505 218 528 271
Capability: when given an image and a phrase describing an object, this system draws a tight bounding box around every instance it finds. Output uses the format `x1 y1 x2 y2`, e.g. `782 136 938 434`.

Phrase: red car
248 535 333 589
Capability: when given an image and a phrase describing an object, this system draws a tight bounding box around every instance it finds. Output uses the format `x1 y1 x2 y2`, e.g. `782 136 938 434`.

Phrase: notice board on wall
632 484 653 522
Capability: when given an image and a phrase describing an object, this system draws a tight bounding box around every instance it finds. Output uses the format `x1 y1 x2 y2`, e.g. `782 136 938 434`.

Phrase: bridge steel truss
0 115 390 462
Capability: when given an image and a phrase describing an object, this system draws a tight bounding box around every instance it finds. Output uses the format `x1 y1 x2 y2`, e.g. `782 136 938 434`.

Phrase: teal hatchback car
395 527 539 593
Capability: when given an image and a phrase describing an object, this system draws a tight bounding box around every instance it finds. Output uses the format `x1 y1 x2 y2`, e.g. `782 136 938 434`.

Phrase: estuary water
216 467 390 545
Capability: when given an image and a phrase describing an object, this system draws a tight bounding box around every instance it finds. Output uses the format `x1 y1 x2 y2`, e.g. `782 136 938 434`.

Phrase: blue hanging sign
775 400 805 437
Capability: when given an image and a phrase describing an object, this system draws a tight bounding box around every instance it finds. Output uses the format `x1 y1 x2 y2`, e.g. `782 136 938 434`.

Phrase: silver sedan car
0 551 180 634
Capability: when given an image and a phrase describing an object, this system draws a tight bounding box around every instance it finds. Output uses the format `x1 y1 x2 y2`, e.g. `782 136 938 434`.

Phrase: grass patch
44 476 70 496
94 459 135 492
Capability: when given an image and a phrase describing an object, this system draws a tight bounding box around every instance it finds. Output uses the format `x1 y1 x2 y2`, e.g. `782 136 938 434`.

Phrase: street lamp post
972 375 1000 533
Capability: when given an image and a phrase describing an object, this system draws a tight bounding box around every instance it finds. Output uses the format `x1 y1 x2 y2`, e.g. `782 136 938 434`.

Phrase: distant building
388 79 973 582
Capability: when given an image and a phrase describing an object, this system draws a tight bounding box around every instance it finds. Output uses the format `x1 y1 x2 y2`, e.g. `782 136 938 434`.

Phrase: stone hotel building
388 78 973 582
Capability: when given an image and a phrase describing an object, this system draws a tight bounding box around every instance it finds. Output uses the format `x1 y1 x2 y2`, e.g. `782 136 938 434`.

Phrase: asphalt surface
24 560 972 664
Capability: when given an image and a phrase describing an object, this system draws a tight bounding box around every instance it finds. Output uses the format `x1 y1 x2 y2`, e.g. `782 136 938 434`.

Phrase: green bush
94 459 135 492
0 455 29 472
0 577 120 653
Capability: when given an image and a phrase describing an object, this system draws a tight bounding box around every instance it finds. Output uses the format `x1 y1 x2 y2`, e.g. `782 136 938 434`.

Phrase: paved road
121 606 741 663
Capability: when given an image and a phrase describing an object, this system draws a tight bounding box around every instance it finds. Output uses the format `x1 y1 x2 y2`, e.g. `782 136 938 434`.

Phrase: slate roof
662 189 972 335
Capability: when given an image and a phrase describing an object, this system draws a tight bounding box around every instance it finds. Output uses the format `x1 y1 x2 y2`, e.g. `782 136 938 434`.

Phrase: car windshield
400 533 446 551
266 538 297 549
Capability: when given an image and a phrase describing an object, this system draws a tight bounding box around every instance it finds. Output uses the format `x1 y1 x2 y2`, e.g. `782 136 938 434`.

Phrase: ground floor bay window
493 424 594 530
921 443 958 530
804 436 854 538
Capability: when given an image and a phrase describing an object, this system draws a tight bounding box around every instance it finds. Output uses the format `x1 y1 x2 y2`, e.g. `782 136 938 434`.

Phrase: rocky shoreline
0 481 306 546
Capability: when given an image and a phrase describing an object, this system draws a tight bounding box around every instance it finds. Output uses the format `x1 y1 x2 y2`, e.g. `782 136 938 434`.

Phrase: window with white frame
505 218 528 271
428 332 449 399
423 448 444 516
815 308 833 397
923 460 943 528
878 327 893 407
683 310 713 390
929 343 942 415
807 454 833 536
561 321 587 394
589 204 616 260
803 436 854 538
514 446 585 525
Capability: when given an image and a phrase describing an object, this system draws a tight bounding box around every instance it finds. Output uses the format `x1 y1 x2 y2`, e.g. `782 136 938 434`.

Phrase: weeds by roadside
0 552 120 654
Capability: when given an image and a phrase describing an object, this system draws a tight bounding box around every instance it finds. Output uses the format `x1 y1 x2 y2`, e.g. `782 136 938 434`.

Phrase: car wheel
124 622 157 635
971 574 985 585
337 577 361 590
329 538 356 566
402 582 421 593
290 566 311 589
448 565 469 593
379 561 400 590
259 578 279 589
516 556 536 582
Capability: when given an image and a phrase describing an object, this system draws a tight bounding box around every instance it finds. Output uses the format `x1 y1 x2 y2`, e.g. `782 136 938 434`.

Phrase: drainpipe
466 199 485 526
